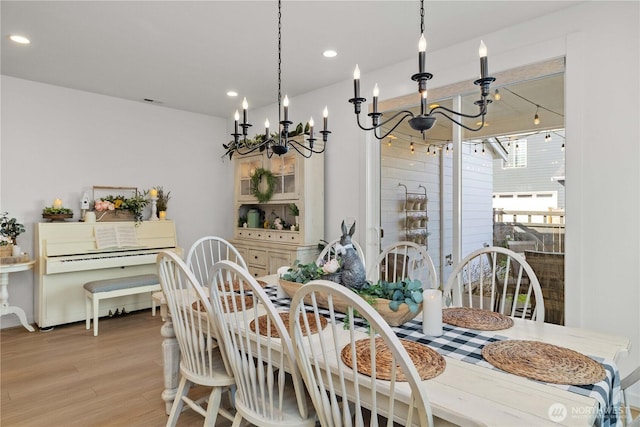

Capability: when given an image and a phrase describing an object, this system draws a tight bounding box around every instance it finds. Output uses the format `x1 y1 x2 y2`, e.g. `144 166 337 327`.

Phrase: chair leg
167 376 191 427
231 412 244 427
204 387 223 427
151 292 156 317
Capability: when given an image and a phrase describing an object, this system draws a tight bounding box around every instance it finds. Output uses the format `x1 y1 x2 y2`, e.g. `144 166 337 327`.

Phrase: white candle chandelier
224 0 330 159
348 0 496 140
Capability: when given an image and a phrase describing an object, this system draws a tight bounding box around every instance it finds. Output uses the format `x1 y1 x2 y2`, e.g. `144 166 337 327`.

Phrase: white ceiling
1 1 581 118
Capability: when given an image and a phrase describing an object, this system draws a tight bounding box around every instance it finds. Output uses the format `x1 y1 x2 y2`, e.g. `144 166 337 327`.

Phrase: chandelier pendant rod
224 0 330 159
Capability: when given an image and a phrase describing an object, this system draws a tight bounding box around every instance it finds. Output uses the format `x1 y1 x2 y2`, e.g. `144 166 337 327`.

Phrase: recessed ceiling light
227 91 238 97
9 35 30 44
322 50 337 58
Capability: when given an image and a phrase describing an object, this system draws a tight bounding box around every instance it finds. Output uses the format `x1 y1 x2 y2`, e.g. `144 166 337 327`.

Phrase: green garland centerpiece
251 167 276 203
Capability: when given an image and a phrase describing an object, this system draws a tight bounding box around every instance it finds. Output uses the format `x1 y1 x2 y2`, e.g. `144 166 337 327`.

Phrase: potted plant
289 203 299 226
1 212 25 257
155 186 171 219
42 205 74 222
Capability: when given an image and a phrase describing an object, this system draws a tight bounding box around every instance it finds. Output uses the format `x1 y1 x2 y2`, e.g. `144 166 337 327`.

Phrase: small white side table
0 260 36 332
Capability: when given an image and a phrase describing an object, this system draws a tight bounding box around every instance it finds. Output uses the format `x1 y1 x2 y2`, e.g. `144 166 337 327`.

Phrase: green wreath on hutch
251 167 276 203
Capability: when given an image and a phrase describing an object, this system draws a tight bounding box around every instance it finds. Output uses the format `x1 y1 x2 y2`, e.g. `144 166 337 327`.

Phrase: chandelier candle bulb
479 40 488 79
323 106 328 131
422 289 443 337
353 65 361 99
264 119 270 137
308 117 314 139
242 97 248 124
418 34 427 73
283 95 289 122
234 110 239 134
372 84 379 113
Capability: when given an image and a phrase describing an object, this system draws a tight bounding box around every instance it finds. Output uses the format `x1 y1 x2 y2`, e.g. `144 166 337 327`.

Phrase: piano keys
35 220 182 328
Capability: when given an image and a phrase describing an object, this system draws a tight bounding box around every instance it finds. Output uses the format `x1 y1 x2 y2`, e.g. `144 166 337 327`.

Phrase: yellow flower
114 199 123 209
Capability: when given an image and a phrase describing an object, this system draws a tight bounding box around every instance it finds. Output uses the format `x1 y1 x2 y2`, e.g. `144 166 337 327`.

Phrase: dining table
158 274 630 426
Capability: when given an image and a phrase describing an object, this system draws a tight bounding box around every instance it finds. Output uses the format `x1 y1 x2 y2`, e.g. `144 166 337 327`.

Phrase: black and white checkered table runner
264 285 620 426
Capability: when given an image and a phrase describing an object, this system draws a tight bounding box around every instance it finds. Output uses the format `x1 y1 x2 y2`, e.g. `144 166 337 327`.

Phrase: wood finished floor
2 310 638 426
1 309 232 427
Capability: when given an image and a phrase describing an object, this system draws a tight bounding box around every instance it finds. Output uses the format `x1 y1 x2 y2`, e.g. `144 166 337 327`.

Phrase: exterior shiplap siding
493 131 566 209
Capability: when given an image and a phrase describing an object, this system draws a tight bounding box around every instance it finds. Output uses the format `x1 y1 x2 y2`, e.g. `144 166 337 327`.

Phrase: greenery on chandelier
222 122 310 159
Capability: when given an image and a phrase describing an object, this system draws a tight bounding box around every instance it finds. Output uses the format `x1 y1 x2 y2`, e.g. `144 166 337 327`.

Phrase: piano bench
83 274 161 336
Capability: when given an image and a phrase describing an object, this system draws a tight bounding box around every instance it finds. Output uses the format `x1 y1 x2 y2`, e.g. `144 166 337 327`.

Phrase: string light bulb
410 141 415 154
494 88 501 101
545 133 552 142
533 106 540 125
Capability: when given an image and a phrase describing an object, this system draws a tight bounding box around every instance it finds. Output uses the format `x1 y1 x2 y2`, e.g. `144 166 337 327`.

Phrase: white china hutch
231 145 324 278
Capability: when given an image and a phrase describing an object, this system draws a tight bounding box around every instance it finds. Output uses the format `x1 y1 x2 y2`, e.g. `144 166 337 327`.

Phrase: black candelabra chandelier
224 0 330 159
348 0 496 140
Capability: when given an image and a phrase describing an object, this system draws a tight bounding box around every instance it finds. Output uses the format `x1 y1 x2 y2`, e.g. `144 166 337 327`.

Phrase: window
503 140 528 168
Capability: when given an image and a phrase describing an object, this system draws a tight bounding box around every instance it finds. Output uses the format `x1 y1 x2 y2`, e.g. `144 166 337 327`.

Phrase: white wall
0 76 232 329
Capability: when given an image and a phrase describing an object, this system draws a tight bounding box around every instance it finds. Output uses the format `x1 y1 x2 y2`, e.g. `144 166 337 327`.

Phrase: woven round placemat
223 279 267 292
482 340 606 385
191 295 254 313
443 307 514 331
341 337 445 381
249 312 328 338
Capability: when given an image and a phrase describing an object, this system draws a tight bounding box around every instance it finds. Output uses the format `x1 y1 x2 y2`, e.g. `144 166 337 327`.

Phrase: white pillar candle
423 289 443 336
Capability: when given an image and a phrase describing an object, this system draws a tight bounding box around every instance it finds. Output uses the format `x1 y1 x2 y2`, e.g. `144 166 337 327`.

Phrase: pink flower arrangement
94 200 116 211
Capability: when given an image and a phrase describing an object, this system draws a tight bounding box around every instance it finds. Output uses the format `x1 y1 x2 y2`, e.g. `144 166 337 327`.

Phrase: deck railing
493 208 565 253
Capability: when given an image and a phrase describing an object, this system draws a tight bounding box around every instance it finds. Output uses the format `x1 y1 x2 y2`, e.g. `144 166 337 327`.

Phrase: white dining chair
316 237 366 269
622 366 640 425
208 259 316 427
443 246 545 322
290 279 436 427
156 251 236 427
186 236 248 287
368 241 438 290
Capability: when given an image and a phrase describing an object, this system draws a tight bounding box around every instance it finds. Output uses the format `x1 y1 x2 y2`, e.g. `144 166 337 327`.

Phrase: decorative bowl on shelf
278 278 421 326
42 213 73 222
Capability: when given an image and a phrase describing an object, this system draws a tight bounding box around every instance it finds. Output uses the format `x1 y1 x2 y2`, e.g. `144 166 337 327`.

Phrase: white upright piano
35 220 181 328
